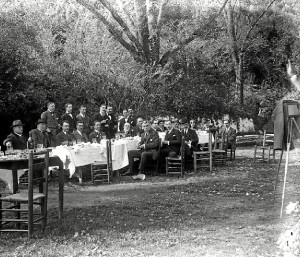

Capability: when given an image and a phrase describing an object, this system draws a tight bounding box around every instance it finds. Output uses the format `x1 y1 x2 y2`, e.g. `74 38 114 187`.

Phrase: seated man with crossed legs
127 121 159 175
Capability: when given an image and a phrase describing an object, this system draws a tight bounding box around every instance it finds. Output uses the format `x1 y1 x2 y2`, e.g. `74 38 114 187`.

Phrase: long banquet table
0 138 140 219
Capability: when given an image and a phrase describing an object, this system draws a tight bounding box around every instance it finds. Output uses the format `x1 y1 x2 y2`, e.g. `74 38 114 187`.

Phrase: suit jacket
107 113 118 138
89 130 102 143
164 128 182 154
30 129 50 148
41 110 59 132
76 114 90 135
73 130 89 143
182 128 198 148
127 114 136 127
4 132 27 150
139 129 159 160
118 117 126 132
219 126 236 144
132 126 144 136
61 113 76 132
56 131 74 146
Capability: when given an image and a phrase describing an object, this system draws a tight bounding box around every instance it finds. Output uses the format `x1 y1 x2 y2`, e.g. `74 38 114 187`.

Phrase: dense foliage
1 0 300 140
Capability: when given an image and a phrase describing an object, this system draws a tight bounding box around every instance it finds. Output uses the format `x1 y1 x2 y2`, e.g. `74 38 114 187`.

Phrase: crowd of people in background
2 102 236 174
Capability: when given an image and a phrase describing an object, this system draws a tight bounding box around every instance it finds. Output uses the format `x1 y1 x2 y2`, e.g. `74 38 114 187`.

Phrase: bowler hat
35 118 46 126
10 120 24 128
180 118 188 124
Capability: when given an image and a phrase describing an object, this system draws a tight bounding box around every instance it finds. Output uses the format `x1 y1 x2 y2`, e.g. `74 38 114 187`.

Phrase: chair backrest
28 150 50 202
180 136 185 162
106 139 113 173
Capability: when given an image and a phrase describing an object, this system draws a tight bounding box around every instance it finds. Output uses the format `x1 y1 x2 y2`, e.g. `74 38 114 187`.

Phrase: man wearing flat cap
3 120 27 150
30 118 50 148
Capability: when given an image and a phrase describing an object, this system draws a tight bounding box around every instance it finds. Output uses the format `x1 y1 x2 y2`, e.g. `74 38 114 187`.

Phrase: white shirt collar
77 130 82 136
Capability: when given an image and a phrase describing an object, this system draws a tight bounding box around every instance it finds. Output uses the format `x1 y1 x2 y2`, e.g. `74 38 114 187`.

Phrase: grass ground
0 147 299 257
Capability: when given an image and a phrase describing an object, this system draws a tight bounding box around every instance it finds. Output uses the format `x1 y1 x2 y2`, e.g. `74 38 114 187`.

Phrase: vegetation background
1 0 300 141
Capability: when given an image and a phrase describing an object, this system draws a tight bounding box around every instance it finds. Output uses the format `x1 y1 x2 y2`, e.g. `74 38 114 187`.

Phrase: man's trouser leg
139 152 153 172
128 150 142 173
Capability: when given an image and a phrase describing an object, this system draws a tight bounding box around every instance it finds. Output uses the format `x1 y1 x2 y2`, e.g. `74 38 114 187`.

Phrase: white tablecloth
52 139 140 177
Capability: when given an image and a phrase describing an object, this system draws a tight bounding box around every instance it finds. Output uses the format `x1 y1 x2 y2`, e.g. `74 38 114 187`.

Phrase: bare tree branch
158 0 229 66
98 0 144 53
74 0 144 62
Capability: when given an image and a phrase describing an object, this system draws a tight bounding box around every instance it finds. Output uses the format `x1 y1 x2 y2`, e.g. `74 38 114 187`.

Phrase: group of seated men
2 103 236 175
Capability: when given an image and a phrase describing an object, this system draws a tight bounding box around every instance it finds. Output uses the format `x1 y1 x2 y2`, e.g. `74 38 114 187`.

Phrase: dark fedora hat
10 120 25 128
180 118 188 124
35 118 46 126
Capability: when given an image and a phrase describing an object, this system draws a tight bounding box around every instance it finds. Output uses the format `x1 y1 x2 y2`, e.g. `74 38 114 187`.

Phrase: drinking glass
37 144 43 151
92 138 97 144
77 138 82 144
72 139 77 146
102 135 107 140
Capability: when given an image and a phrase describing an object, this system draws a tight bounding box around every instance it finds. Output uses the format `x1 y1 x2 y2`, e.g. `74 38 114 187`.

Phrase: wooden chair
166 137 185 177
0 150 50 238
91 139 113 184
212 131 227 165
193 132 213 172
253 130 275 163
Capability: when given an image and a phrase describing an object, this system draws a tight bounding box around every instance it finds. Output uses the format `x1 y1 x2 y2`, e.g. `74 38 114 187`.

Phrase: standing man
61 103 76 132
127 121 159 174
3 120 27 150
127 108 137 128
219 119 236 153
118 109 128 132
89 120 102 143
91 105 110 137
76 105 90 136
160 120 182 158
30 118 50 148
56 121 74 146
41 102 59 146
107 106 118 139
73 121 89 143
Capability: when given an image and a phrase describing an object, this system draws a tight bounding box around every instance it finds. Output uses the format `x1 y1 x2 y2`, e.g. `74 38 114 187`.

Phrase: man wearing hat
30 118 50 148
3 120 27 150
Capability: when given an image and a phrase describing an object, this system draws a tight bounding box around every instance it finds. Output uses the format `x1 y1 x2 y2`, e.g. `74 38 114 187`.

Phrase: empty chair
0 150 50 238
212 131 227 165
91 139 113 184
193 132 213 172
166 137 185 177
253 130 275 163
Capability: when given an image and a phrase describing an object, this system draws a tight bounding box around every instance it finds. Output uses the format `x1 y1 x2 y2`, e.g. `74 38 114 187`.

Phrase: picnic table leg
58 164 64 219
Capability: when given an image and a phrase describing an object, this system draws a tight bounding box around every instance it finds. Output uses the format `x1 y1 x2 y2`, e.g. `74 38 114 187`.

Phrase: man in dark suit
107 106 118 139
91 105 110 138
89 120 102 143
76 105 91 136
127 121 159 174
127 108 137 128
118 110 128 132
132 117 144 136
73 121 89 143
219 119 237 153
41 102 59 146
30 118 50 148
61 103 76 132
160 120 182 158
3 120 27 150
56 121 74 146
181 118 199 158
